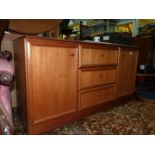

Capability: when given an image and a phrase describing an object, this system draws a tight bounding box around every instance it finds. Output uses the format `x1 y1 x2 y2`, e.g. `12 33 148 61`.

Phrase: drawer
79 46 118 67
79 68 117 89
79 85 116 110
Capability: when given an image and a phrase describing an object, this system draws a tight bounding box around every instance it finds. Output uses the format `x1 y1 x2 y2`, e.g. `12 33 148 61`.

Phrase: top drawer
79 45 118 68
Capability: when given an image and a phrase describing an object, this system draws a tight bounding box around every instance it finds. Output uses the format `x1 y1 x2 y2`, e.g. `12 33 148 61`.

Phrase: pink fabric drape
0 56 14 134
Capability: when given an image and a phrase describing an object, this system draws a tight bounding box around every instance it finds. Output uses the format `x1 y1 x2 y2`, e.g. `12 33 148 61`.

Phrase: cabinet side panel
13 38 28 131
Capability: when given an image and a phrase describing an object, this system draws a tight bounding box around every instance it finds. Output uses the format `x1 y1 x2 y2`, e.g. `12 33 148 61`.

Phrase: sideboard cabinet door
117 48 138 97
26 40 78 125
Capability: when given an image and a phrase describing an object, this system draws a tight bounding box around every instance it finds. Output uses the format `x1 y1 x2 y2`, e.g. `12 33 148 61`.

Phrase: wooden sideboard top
14 35 138 49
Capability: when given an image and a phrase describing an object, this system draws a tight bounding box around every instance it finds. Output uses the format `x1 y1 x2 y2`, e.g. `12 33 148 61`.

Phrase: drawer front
79 47 118 67
79 68 117 89
79 86 116 110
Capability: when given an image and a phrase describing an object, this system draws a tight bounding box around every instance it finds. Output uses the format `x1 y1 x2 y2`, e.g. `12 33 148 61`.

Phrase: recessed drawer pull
100 54 105 57
98 94 103 96
99 74 103 78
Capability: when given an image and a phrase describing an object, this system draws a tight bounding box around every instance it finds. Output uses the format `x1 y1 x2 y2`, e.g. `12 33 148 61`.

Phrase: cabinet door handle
121 54 126 57
69 53 75 57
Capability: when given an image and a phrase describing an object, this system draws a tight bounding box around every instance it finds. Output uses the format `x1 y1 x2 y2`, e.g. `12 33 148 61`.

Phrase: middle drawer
79 67 117 89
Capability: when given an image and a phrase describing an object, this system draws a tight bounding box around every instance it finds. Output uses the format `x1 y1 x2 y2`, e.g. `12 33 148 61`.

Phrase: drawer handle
98 94 103 96
99 74 103 78
100 54 104 57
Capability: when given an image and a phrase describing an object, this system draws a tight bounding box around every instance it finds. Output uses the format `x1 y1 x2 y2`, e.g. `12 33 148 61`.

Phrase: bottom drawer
79 85 116 110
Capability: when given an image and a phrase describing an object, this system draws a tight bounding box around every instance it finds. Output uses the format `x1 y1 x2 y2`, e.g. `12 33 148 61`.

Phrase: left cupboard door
26 42 78 125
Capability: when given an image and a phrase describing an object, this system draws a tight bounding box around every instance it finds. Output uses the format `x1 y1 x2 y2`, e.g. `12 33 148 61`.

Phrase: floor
14 97 155 135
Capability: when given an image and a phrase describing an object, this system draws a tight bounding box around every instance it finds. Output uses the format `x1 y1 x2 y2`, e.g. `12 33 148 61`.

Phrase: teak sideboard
13 36 138 134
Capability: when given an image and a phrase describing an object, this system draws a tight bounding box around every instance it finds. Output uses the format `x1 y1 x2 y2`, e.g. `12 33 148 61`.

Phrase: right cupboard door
117 48 138 97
